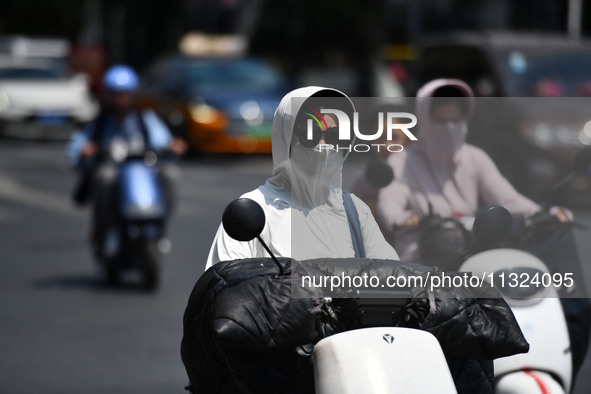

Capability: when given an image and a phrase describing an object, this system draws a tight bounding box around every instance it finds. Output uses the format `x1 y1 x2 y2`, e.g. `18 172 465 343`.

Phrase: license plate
246 122 272 137
37 112 67 125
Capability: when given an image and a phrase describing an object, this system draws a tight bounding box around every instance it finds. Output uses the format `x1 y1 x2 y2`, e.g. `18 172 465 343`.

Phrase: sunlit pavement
0 140 590 393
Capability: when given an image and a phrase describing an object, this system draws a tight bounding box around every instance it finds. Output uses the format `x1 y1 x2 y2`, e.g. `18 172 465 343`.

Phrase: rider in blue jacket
67 65 186 252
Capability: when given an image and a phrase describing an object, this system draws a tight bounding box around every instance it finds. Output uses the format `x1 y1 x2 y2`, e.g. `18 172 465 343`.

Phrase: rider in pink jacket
378 78 587 387
377 79 540 262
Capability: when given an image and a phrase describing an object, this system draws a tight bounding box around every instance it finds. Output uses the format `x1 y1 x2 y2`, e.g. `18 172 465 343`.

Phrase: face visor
287 93 355 207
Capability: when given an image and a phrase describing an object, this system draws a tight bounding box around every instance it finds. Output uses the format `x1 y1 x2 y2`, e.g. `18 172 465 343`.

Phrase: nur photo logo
304 108 418 153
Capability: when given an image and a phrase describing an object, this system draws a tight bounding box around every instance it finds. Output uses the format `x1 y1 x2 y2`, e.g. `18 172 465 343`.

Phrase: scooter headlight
109 138 129 162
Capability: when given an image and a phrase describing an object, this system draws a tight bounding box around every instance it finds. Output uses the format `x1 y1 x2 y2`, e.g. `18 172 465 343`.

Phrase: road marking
0 174 80 216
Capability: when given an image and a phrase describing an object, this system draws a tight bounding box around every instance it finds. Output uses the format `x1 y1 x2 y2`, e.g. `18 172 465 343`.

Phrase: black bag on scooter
181 257 529 394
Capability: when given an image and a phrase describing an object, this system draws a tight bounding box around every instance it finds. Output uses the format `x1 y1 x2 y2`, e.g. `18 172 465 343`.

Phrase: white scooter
313 326 456 393
459 150 591 394
461 243 571 394
394 205 576 393
217 198 525 394
387 148 591 394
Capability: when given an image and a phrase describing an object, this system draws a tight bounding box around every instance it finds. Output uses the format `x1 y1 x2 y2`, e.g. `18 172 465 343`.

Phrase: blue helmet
103 65 139 92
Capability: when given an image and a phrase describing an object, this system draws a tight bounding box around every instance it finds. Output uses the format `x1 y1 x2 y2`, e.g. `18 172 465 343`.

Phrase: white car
0 56 98 139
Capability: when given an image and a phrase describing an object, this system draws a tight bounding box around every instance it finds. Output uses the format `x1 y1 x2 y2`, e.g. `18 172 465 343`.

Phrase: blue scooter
91 138 171 290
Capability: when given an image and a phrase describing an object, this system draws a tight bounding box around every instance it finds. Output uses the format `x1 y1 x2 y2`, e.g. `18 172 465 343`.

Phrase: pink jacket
377 79 539 261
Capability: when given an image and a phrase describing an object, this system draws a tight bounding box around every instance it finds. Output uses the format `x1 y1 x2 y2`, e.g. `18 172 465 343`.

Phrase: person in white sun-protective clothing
206 86 399 268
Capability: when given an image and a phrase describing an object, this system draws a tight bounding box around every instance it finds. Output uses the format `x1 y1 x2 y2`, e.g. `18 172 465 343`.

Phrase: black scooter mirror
365 156 394 189
221 198 285 275
472 204 513 247
222 198 265 242
574 148 591 176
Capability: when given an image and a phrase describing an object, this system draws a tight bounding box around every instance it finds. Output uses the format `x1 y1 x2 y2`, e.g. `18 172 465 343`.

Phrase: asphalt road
1 140 591 393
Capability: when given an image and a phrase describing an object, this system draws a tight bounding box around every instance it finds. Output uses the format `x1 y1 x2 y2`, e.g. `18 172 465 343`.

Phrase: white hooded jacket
206 87 399 268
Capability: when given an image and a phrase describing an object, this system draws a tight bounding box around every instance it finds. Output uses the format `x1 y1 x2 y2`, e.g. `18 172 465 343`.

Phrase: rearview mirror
472 204 512 247
221 198 285 275
222 198 266 242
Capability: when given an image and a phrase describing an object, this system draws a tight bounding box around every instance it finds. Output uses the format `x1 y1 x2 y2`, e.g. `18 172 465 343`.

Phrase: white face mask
288 140 345 209
290 142 343 177
426 120 467 152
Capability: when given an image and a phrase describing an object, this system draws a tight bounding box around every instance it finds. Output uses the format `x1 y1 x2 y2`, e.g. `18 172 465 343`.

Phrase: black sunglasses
294 122 342 148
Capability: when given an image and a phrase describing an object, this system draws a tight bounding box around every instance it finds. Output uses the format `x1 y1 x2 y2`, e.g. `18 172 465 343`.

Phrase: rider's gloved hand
400 212 420 228
549 206 574 223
